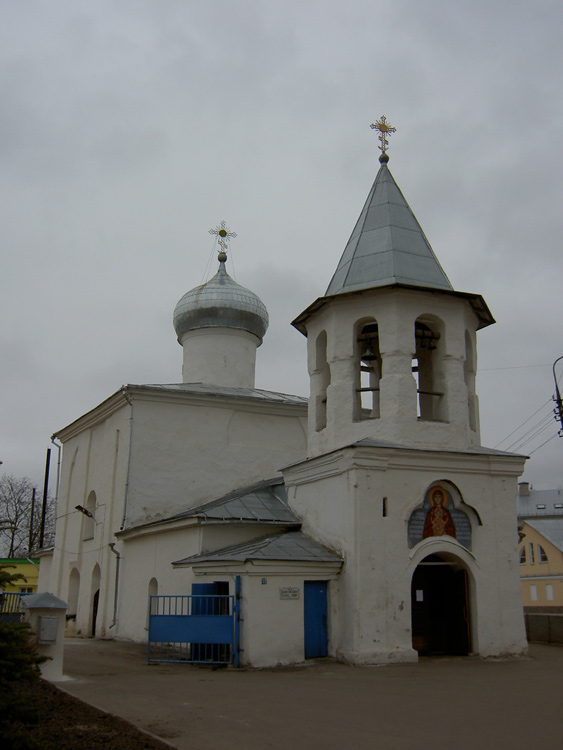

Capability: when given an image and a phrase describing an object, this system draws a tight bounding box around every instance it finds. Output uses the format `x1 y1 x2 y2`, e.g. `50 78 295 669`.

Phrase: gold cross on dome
370 115 397 155
209 220 237 255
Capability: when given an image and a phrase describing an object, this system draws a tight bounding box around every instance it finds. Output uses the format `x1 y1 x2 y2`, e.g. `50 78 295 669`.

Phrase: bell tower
284 119 527 665
292 118 493 458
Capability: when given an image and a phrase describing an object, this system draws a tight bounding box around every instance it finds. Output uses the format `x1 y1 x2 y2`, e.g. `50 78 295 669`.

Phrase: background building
518 482 563 612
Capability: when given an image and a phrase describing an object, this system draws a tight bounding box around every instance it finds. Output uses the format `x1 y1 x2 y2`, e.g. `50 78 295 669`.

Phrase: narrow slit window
315 331 330 431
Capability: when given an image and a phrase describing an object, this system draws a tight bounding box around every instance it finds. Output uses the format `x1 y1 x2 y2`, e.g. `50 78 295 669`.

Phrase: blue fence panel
148 590 240 666
0 592 29 623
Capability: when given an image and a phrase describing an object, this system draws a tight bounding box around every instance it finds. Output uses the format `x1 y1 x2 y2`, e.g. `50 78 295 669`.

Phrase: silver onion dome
173 260 269 342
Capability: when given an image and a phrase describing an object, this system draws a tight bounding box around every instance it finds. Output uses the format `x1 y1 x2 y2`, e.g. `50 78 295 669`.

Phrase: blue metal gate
148 577 241 666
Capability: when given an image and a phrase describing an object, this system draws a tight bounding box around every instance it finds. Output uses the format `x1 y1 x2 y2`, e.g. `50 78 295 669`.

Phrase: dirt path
58 639 563 750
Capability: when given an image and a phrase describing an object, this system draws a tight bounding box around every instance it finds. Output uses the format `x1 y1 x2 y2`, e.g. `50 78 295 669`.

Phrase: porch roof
172 530 343 566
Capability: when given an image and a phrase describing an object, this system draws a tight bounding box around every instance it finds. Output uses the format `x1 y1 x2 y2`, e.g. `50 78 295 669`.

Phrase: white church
39 124 528 666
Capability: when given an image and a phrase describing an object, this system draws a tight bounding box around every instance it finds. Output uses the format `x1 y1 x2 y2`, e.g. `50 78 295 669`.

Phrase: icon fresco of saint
422 486 456 539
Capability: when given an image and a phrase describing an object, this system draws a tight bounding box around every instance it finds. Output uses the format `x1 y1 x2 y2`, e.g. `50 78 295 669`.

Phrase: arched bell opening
412 317 447 422
464 330 477 432
354 319 381 421
411 553 471 656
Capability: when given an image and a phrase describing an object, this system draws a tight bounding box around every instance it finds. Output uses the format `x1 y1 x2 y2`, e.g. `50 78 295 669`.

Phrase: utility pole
553 355 563 436
28 487 36 553
39 448 51 548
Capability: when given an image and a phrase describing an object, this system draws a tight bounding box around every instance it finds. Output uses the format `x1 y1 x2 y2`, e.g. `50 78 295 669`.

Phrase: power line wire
511 419 556 453
494 399 552 449
529 432 559 455
505 411 554 451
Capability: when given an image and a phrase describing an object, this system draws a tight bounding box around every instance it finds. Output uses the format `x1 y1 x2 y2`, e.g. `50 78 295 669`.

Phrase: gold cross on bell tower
370 116 396 162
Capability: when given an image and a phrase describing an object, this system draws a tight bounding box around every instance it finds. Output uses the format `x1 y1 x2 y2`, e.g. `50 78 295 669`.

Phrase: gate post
22 592 68 681
234 575 241 668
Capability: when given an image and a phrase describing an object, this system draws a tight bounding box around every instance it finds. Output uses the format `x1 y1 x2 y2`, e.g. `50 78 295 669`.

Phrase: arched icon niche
407 483 472 550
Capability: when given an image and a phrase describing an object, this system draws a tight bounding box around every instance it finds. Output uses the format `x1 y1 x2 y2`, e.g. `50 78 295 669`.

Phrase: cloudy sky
1 0 562 492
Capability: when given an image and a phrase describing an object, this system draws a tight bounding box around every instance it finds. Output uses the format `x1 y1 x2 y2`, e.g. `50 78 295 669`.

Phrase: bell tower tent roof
293 125 494 335
324 161 453 296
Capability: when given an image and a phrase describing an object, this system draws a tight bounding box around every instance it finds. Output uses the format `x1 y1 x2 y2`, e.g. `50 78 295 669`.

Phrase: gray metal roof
518 489 563 519
325 164 453 296
173 260 269 342
309 437 523 457
21 592 68 610
524 518 563 553
165 478 301 525
355 437 515 454
173 530 343 566
129 382 308 406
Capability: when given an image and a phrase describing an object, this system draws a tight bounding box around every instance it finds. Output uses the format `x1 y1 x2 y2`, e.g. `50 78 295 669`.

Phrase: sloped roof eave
291 283 494 336
172 531 343 567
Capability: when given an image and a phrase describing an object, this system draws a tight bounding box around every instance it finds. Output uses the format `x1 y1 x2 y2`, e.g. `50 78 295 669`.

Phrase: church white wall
37 551 53 592
240 574 305 667
285 445 527 664
48 403 131 639
201 524 284 553
114 524 293 643
305 288 482 458
116 527 200 642
124 393 307 528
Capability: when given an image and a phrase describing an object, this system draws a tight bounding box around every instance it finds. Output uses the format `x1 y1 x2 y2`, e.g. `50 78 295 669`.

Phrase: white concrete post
22 592 68 681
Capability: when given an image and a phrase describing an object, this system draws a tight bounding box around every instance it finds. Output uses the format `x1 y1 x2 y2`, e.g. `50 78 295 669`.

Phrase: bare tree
0 475 55 557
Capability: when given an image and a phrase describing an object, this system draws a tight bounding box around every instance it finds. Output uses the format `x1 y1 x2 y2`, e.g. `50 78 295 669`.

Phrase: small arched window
539 545 548 563
68 568 80 616
82 491 96 541
355 320 381 421
519 547 526 564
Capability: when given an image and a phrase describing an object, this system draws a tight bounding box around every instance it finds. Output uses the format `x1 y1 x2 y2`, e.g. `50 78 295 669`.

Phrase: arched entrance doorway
90 564 101 637
411 554 470 655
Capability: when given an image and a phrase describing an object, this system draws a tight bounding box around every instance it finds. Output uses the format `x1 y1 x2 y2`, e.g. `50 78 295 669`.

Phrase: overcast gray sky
1 0 562 491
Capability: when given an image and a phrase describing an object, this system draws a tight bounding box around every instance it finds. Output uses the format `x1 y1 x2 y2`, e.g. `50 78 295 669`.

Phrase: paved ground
57 639 563 750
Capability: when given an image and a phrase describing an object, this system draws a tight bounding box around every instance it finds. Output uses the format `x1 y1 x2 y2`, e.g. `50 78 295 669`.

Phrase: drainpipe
50 436 62 504
108 543 121 629
120 387 134 531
